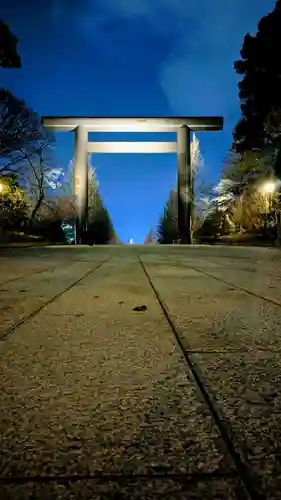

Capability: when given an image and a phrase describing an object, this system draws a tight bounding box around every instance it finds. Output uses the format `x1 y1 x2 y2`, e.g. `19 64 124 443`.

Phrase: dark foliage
0 20 21 68
233 1 281 179
84 206 114 244
0 173 28 231
0 89 44 172
28 218 66 243
195 209 222 240
157 207 180 244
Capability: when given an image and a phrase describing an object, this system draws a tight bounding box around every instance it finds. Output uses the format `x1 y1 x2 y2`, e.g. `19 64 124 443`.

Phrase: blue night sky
1 0 276 243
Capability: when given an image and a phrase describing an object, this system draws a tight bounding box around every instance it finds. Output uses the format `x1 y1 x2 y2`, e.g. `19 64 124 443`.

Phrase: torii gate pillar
74 125 88 244
177 125 191 244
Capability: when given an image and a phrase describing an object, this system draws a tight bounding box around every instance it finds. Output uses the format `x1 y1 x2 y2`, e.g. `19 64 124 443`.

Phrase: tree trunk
29 192 44 226
275 212 281 246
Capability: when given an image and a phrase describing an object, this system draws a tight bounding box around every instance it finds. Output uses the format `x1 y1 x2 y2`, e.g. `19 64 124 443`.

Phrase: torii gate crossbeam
42 116 223 244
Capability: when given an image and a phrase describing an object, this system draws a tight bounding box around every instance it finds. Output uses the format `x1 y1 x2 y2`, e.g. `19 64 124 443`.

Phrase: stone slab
189 350 281 499
0 257 234 486
141 259 281 352
0 261 110 337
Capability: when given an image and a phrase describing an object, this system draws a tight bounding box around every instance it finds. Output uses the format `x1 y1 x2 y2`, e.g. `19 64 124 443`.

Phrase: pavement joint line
176 349 250 353
137 254 264 500
0 244 50 250
0 258 107 287
184 348 281 353
0 254 113 342
0 265 63 287
0 471 238 485
161 256 281 309
169 255 281 275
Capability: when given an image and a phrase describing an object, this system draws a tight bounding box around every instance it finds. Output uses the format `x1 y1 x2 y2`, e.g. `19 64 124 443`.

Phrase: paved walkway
0 245 281 499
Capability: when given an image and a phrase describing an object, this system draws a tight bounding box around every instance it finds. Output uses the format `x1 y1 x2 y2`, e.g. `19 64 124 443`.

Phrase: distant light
261 181 276 194
129 238 134 244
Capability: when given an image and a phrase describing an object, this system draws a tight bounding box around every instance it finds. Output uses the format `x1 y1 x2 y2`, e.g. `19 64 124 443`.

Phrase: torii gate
41 117 223 244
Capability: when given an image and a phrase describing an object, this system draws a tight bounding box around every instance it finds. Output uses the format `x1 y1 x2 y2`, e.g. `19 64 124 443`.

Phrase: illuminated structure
42 116 223 244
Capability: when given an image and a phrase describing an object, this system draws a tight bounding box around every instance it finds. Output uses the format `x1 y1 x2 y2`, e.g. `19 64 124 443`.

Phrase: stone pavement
0 245 281 499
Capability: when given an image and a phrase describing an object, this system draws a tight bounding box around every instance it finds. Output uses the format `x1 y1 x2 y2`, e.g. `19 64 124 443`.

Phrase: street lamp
263 180 275 207
260 180 276 211
262 180 276 195
260 180 277 232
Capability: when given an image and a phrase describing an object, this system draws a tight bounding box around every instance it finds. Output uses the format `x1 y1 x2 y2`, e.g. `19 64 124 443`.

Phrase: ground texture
0 244 281 499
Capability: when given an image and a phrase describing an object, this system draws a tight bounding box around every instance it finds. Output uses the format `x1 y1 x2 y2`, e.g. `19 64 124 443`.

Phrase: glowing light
262 181 276 194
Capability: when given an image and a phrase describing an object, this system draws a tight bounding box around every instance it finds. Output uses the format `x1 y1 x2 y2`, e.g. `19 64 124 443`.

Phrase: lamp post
260 180 276 235
261 180 276 217
262 181 276 210
0 182 5 242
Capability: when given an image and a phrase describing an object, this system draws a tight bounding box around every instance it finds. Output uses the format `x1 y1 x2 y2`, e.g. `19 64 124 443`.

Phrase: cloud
51 0 190 32
50 0 276 119
157 0 276 118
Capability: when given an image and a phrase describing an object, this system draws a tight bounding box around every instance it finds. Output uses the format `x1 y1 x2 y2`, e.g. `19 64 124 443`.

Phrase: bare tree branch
0 89 44 173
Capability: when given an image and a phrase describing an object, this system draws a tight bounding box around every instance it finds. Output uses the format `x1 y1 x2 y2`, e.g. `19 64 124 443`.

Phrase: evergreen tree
195 208 224 242
233 1 281 177
157 196 180 244
86 197 114 244
0 174 28 231
52 157 117 244
0 20 21 68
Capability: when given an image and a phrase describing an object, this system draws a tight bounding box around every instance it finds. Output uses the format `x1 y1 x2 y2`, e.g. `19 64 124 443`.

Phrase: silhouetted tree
233 1 281 177
27 201 66 243
157 196 180 244
22 129 57 223
195 208 224 243
86 201 114 244
0 90 44 174
144 228 155 244
0 20 21 68
52 157 116 244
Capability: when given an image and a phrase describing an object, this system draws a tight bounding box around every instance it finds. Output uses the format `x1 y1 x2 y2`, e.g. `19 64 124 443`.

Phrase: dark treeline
0 21 118 245
157 1 281 246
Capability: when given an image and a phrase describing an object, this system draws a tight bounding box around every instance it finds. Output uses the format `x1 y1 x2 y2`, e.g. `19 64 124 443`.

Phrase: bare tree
49 159 76 224
188 133 208 240
0 89 44 175
0 89 59 223
22 129 59 223
144 228 157 244
158 135 207 243
52 156 99 224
